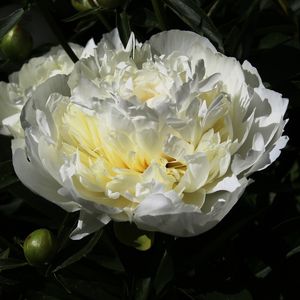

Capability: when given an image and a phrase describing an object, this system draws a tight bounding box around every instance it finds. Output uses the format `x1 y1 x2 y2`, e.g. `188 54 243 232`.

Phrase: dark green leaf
52 229 103 273
85 231 124 273
131 8 159 30
277 0 289 15
86 254 125 273
289 0 300 13
255 266 272 278
57 275 122 300
0 160 19 190
151 0 168 30
0 274 19 286
292 80 300 89
153 250 174 296
63 8 102 22
258 32 291 49
55 212 79 253
0 198 23 215
200 12 224 52
0 248 10 259
117 11 131 48
0 258 27 271
74 19 97 34
0 236 22 257
8 182 65 222
164 0 223 51
36 0 79 63
134 277 151 300
0 8 25 40
286 245 300 258
202 290 253 300
165 0 201 30
24 290 62 300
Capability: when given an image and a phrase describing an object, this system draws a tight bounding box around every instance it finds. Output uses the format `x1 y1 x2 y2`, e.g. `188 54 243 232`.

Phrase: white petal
12 139 80 212
207 174 241 193
149 30 217 57
134 177 249 237
80 38 96 59
97 28 124 55
176 153 209 193
70 210 110 240
242 60 263 88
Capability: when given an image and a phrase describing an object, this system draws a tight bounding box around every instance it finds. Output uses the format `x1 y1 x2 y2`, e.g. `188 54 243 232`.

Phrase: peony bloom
0 40 95 137
11 29 288 239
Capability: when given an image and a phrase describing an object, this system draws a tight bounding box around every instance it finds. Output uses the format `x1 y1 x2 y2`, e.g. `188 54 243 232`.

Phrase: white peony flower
11 29 288 239
0 40 96 137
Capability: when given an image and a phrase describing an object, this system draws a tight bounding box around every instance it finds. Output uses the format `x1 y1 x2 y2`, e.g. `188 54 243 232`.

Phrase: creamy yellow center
58 104 186 183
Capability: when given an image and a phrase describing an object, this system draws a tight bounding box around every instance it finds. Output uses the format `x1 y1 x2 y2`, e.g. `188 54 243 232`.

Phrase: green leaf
56 275 122 300
117 11 131 48
52 229 103 273
200 12 224 52
287 245 300 258
131 8 159 30
164 0 223 51
8 182 65 222
63 8 102 22
36 0 79 63
258 32 291 49
289 0 300 13
153 250 174 296
0 160 19 190
0 198 23 215
165 0 201 30
0 248 10 259
74 19 97 33
0 258 28 272
292 80 300 89
151 0 168 30
202 291 253 300
23 291 62 300
255 266 272 279
85 231 124 273
86 253 125 273
0 274 20 286
277 0 289 15
55 212 80 254
0 236 22 257
0 8 25 40
134 277 151 300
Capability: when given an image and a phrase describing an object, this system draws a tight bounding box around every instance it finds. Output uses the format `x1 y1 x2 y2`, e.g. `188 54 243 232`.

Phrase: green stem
37 0 78 63
151 0 167 30
96 11 113 31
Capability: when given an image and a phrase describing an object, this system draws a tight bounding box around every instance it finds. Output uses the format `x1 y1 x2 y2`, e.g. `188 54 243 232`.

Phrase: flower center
59 104 151 173
56 103 190 198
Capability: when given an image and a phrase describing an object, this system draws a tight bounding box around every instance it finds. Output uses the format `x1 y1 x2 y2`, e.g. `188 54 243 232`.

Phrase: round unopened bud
93 0 123 9
0 25 32 61
71 0 95 11
113 222 154 251
23 228 56 265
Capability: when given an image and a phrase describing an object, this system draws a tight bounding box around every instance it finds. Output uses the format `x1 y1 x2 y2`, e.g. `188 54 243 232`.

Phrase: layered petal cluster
8 30 288 239
0 40 95 137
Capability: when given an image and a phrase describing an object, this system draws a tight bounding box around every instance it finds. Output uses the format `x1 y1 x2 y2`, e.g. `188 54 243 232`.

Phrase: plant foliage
1 0 300 299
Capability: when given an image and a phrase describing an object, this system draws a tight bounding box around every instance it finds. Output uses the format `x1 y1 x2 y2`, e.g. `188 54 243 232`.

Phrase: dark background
1 0 300 299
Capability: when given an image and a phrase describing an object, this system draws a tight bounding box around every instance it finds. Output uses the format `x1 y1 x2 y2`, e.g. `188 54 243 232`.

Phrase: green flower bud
0 25 32 61
93 0 123 9
23 228 56 265
113 222 154 251
71 0 95 11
